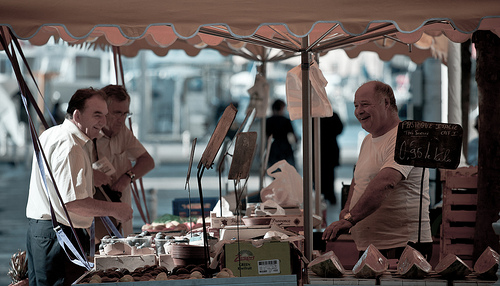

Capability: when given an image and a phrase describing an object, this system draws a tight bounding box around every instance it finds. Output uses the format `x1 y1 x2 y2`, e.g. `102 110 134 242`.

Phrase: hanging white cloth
285 59 333 120
247 73 269 118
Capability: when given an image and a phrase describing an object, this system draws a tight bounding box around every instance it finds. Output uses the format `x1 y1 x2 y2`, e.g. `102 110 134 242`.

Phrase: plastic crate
172 197 218 217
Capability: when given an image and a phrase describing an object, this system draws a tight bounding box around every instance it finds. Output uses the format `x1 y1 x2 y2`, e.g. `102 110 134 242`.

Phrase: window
75 56 100 80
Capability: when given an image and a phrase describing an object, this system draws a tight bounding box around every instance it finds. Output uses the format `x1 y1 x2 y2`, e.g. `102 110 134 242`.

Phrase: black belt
28 218 89 245
29 218 81 231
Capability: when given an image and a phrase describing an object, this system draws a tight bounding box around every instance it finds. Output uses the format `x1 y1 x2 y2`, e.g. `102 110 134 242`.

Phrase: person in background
467 116 479 166
266 99 298 168
322 81 433 261
317 111 344 205
26 88 133 286
93 84 155 238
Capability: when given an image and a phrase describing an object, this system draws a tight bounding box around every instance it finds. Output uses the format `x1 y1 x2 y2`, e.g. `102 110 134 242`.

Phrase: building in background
1 41 478 175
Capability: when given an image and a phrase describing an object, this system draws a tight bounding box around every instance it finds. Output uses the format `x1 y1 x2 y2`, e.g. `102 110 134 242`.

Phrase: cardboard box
210 213 314 229
94 254 157 271
157 254 176 271
210 213 241 228
102 241 132 255
172 197 218 217
224 240 296 277
268 215 303 227
220 225 271 240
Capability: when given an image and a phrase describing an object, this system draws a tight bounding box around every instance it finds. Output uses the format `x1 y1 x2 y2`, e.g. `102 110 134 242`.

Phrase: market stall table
306 270 496 285
76 274 297 285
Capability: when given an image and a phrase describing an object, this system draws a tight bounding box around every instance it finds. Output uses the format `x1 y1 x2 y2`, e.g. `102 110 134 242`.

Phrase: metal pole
301 37 313 262
313 54 322 225
313 118 321 221
139 51 148 141
259 62 267 191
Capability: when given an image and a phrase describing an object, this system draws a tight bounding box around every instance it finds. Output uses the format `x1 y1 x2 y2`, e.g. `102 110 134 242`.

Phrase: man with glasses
93 84 155 238
26 88 133 286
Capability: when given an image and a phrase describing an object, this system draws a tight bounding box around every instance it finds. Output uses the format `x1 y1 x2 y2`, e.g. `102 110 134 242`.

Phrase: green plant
8 250 28 283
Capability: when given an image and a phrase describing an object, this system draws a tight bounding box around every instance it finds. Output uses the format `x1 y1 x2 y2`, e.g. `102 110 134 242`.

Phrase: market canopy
1 0 500 63
2 0 500 263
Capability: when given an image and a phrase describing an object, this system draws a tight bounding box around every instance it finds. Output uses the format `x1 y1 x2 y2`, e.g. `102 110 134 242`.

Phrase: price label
258 259 280 274
395 120 463 169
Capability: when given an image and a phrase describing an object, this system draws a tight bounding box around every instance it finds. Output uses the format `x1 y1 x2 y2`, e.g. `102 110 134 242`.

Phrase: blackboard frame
394 120 463 169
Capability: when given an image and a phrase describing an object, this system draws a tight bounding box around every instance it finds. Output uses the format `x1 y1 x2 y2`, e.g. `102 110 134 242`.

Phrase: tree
472 30 500 261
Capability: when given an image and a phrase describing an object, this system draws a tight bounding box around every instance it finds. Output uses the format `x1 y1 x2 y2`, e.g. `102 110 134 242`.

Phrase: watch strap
343 212 356 226
125 170 136 181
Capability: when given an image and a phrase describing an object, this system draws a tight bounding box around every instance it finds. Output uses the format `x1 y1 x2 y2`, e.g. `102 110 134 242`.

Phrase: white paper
92 157 116 176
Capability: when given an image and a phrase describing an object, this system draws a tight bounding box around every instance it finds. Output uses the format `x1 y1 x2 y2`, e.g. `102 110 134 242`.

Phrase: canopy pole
447 41 467 166
259 62 267 192
313 118 321 221
301 36 313 262
313 53 321 227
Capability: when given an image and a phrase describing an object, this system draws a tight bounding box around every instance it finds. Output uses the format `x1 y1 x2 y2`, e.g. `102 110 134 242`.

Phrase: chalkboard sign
394 120 463 169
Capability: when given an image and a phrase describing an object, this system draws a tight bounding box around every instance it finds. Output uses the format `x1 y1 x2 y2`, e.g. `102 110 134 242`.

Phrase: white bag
258 200 286 216
260 160 303 207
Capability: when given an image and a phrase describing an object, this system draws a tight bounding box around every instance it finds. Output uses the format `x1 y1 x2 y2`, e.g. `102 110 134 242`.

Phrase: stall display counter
306 270 496 285
325 234 359 269
78 274 297 285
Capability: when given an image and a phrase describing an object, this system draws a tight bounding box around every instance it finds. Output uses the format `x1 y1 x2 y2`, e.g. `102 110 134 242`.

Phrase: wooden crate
307 270 377 285
379 271 448 286
440 166 478 267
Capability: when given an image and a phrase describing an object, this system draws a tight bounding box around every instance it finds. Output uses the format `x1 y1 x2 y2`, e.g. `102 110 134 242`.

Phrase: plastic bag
258 200 286 216
260 160 303 207
212 197 234 217
285 59 333 120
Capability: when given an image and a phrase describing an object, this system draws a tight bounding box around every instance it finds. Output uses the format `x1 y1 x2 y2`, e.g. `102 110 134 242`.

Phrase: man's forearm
347 167 403 224
66 197 120 218
129 152 155 179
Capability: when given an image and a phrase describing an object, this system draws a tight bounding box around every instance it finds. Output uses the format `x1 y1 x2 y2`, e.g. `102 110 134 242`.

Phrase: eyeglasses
112 111 133 119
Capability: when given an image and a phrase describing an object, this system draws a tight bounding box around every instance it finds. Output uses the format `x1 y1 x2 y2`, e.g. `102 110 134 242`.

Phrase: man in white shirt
93 84 155 238
322 81 432 260
26 88 133 286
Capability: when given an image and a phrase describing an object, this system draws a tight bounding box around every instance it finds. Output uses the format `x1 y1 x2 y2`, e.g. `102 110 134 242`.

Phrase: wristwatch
125 170 136 182
343 212 356 226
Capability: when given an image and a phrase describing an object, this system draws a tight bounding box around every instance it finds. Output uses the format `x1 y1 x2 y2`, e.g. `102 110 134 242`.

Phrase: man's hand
339 208 349 221
93 169 111 187
113 202 133 223
111 174 132 193
322 219 353 241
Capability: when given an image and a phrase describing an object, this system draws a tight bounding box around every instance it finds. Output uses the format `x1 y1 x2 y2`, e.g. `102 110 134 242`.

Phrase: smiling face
102 98 130 137
73 94 108 139
354 82 394 137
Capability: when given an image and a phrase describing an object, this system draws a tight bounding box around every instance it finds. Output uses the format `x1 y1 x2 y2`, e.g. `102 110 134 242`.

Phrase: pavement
0 142 355 285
